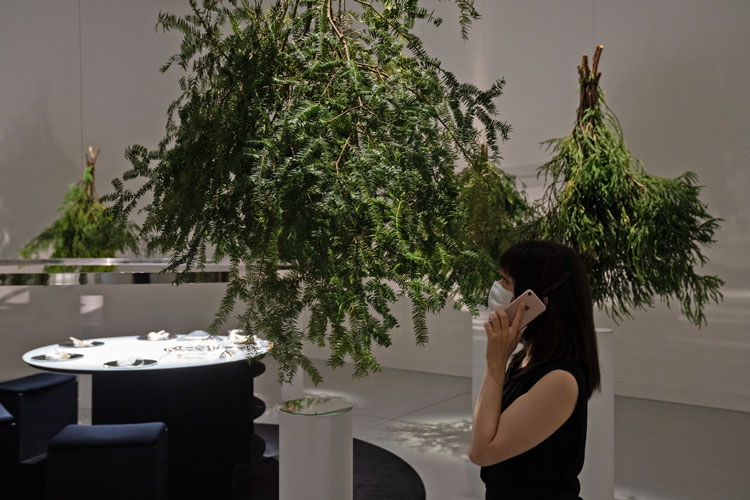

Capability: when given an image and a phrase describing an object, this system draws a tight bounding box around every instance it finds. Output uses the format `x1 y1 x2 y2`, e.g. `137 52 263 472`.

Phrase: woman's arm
469 368 578 466
470 367 505 463
468 304 579 466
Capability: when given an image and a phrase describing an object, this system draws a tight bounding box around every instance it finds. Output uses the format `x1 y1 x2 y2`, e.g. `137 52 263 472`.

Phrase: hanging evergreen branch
20 147 140 273
455 144 529 308
534 46 723 326
437 0 479 40
105 0 509 382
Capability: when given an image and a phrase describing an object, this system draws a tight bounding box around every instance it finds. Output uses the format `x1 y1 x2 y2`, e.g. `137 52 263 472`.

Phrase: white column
471 307 490 410
279 397 353 500
580 328 615 500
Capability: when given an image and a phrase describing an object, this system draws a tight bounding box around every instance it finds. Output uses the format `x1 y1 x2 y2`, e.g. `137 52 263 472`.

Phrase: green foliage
455 145 528 307
105 0 508 381
20 166 140 272
533 56 723 326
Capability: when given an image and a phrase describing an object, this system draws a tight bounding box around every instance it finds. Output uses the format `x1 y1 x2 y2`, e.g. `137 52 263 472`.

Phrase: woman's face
498 269 515 295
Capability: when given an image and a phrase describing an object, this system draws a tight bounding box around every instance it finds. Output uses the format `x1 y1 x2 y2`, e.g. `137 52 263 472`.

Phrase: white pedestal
279 397 353 500
579 328 615 500
471 316 614 500
471 308 491 409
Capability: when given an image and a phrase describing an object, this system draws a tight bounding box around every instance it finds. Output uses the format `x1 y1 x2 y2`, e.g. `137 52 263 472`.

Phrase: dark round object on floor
236 423 426 500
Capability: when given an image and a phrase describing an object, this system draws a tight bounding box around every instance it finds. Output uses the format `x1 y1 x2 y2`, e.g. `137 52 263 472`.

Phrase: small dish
136 334 177 341
32 353 83 361
103 358 157 368
58 341 104 348
228 329 252 343
179 330 212 340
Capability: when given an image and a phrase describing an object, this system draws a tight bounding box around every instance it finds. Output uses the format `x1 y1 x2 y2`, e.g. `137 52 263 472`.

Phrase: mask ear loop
542 271 570 298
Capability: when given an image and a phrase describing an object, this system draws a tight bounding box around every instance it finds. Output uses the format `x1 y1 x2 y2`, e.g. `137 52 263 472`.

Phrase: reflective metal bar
0 258 174 266
0 271 232 286
0 259 231 286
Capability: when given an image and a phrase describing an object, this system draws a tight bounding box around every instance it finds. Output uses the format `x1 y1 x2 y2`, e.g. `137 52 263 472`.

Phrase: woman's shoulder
530 359 588 393
541 358 585 374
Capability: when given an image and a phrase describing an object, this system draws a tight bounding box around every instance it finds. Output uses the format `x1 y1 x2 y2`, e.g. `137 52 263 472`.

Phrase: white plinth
471 313 614 500
580 327 615 500
471 308 491 409
279 397 353 500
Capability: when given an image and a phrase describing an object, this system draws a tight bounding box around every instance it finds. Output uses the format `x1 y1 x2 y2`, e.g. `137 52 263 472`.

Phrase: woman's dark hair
499 240 601 399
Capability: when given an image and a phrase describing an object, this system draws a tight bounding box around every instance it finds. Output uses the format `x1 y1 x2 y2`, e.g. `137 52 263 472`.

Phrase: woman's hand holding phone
483 289 546 380
484 301 525 380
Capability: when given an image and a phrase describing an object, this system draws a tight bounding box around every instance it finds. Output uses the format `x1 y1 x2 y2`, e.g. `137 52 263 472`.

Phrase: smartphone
502 289 546 330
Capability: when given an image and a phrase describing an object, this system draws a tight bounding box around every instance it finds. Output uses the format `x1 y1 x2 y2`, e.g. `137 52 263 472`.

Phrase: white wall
1 1 749 412
461 0 750 412
0 0 189 256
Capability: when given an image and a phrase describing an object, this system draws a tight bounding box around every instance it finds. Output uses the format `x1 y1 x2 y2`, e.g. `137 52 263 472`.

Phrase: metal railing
0 259 231 286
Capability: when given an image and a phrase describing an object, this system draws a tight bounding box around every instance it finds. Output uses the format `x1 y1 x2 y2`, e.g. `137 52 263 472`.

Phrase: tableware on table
228 329 251 343
103 358 157 368
166 343 222 352
32 351 83 361
136 330 176 341
180 330 212 340
249 336 273 351
230 336 273 358
228 330 273 351
163 343 221 361
58 337 104 348
219 347 236 358
169 331 220 360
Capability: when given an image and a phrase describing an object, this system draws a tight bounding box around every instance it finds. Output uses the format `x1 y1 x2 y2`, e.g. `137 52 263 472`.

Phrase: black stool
0 403 15 485
46 422 168 500
0 373 78 500
0 373 78 463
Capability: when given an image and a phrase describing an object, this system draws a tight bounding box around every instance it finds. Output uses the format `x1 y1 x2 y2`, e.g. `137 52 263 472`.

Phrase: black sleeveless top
480 359 588 500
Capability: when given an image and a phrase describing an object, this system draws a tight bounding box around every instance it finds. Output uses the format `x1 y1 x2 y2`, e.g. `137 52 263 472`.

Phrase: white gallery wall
1 1 749 412
463 0 750 413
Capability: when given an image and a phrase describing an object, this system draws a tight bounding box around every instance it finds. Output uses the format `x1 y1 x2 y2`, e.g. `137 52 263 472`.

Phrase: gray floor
254 359 750 500
614 396 750 500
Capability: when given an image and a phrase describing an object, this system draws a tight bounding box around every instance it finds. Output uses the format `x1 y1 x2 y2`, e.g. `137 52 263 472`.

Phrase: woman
469 240 601 499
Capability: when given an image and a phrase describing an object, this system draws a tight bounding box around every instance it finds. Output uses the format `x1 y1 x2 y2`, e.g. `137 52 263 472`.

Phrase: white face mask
488 281 514 311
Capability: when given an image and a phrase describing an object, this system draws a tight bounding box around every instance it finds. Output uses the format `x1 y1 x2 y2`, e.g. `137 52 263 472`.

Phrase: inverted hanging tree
534 46 723 326
20 147 139 272
106 0 514 381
